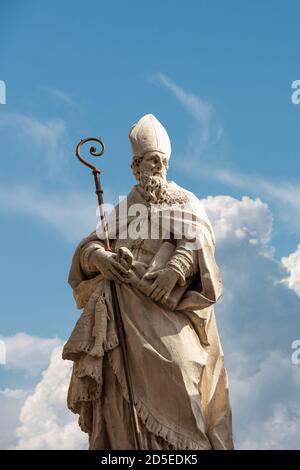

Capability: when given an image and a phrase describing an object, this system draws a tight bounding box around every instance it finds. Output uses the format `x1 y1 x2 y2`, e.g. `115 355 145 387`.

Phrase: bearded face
133 151 188 205
137 151 168 203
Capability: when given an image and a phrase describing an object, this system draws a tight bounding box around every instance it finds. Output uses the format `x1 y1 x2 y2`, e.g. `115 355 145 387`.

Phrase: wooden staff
75 137 141 450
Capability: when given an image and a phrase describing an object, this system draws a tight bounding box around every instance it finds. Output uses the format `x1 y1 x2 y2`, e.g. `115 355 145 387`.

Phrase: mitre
128 114 171 160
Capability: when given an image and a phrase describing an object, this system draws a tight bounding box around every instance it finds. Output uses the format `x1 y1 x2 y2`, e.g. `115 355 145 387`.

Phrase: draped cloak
62 182 233 450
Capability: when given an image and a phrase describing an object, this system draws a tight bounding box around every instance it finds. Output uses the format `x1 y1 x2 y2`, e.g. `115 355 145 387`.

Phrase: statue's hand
143 268 180 303
91 250 130 284
116 246 133 271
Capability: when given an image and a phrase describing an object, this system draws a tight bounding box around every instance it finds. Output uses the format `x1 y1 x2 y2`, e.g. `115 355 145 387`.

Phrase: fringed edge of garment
107 349 210 451
62 337 119 362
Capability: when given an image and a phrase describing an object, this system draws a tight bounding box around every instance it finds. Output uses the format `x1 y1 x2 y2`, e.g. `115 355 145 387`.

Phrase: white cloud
156 76 300 236
0 110 120 243
41 86 75 106
0 333 63 448
154 72 212 142
0 387 29 450
0 389 29 399
15 346 87 450
0 184 98 243
230 350 300 449
211 167 300 236
153 73 224 162
3 332 62 375
1 194 300 449
0 112 69 177
281 244 300 297
200 195 300 449
0 336 86 450
213 167 300 209
202 195 273 247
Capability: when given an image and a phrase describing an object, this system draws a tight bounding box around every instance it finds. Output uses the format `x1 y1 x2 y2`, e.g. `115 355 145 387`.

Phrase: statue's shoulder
168 180 198 202
112 185 140 211
168 181 215 242
125 184 147 205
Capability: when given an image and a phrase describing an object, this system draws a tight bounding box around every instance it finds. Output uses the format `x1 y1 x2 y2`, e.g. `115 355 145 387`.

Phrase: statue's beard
140 174 167 204
139 173 188 205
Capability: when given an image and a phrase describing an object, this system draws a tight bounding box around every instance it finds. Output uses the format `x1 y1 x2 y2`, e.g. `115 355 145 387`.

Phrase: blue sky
1 0 300 449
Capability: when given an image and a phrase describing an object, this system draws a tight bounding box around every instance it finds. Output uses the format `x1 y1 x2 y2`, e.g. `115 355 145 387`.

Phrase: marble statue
63 114 233 450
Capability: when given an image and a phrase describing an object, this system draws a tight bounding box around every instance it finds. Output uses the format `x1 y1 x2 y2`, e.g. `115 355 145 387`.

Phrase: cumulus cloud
3 332 62 375
0 333 63 448
1 194 300 449
15 346 86 450
0 336 86 450
200 195 300 449
230 350 300 449
205 195 299 360
281 245 300 297
211 168 300 237
0 388 30 450
203 195 273 247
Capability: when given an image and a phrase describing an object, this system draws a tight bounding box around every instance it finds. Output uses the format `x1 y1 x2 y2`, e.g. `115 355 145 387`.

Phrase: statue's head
129 114 171 183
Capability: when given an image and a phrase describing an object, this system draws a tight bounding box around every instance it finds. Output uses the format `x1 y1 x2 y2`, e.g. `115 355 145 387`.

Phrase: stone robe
62 183 233 450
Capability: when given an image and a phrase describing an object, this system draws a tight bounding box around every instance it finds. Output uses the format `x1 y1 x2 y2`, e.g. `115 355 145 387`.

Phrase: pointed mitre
128 114 171 160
